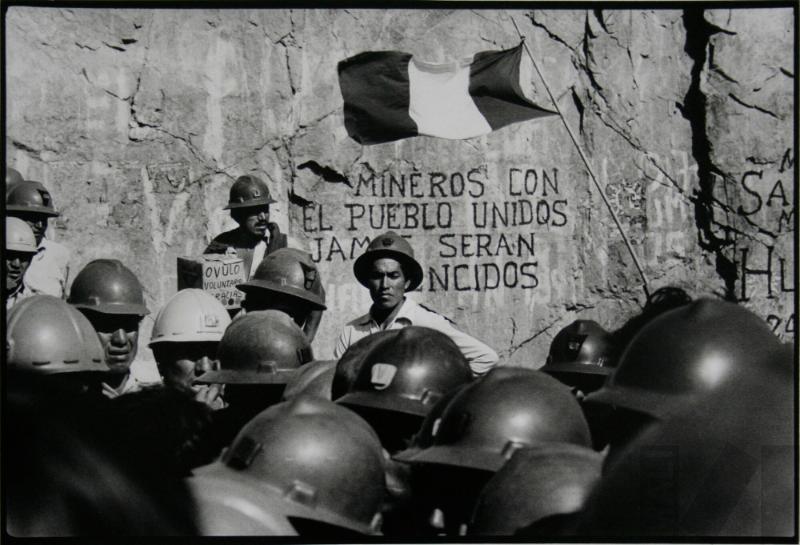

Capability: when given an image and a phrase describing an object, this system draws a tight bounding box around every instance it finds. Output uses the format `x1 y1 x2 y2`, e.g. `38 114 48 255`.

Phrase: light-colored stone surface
6 8 795 366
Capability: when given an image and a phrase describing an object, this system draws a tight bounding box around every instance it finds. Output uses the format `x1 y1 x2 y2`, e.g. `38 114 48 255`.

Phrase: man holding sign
334 231 498 376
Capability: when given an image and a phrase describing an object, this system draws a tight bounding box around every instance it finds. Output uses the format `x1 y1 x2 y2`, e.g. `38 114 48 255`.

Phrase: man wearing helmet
67 259 151 398
149 289 231 400
237 248 326 342
334 231 498 376
204 174 288 278
5 218 39 310
6 178 71 297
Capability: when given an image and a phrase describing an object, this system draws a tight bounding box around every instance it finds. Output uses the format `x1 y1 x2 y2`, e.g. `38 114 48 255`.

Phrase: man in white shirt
6 179 71 297
5 218 38 311
333 231 498 376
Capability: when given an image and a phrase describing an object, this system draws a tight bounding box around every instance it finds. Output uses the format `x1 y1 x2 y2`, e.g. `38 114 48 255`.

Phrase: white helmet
5 217 38 253
149 289 231 346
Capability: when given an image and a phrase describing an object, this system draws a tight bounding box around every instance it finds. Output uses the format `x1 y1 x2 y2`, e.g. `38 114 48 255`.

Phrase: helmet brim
353 249 423 292
6 204 60 217
223 197 277 210
194 463 380 535
237 279 327 310
392 444 506 472
583 383 689 420
195 368 298 385
72 302 149 317
148 333 223 347
337 391 430 417
5 243 38 254
540 362 613 377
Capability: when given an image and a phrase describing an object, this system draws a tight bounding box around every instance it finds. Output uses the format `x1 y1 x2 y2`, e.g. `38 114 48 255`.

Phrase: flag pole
509 15 651 300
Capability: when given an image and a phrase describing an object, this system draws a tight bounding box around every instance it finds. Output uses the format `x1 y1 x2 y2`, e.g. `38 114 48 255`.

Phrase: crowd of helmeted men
4 166 796 538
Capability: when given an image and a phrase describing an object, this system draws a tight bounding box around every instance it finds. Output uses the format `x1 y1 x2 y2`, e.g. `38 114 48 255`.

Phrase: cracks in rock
728 92 780 119
276 10 299 97
297 160 352 188
681 8 740 299
288 190 314 207
571 86 585 134
708 43 738 83
779 67 794 78
526 11 608 108
504 318 560 358
102 41 126 52
75 41 98 51
11 139 43 160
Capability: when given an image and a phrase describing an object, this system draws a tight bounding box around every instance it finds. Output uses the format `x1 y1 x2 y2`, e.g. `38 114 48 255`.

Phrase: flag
337 43 556 145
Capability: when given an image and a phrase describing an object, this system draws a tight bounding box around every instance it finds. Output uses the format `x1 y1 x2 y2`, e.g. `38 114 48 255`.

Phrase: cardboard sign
177 255 246 309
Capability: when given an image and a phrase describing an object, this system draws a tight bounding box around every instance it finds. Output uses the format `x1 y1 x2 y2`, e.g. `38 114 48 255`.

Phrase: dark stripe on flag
469 43 556 131
338 51 418 145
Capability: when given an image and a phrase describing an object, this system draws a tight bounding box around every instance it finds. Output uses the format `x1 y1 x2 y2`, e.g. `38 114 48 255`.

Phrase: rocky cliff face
6 7 794 369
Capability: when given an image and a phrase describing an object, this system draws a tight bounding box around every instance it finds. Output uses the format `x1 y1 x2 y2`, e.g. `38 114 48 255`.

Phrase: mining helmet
195 396 385 534
68 259 149 316
6 167 24 187
576 358 793 537
6 179 60 217
584 298 785 420
223 174 276 210
6 295 108 374
238 248 326 310
5 217 38 253
353 231 423 292
394 367 592 471
542 320 615 376
469 443 603 535
337 326 472 417
188 473 299 536
283 360 336 401
149 289 231 347
195 310 313 385
331 330 402 400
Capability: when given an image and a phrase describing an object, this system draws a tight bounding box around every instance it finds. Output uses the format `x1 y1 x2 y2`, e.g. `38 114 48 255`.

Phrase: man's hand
193 383 226 410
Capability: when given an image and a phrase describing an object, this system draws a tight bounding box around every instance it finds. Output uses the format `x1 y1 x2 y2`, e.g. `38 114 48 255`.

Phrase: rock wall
5 7 795 368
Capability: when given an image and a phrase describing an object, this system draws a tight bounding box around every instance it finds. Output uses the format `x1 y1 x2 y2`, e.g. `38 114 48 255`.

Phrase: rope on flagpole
510 15 651 300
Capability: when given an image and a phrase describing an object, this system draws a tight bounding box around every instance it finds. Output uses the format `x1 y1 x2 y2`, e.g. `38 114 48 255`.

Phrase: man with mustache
334 231 498 377
67 259 150 398
5 218 38 310
6 178 71 298
204 174 288 279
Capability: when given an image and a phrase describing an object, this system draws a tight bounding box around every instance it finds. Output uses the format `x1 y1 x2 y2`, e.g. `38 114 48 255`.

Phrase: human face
233 205 270 239
367 258 411 311
5 250 34 293
152 341 219 391
84 311 141 374
10 211 48 246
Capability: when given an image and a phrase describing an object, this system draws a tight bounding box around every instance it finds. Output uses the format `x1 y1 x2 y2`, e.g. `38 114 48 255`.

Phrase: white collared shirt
24 238 71 298
333 297 499 376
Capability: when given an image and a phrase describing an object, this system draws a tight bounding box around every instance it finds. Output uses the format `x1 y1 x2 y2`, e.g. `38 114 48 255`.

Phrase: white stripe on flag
408 57 492 140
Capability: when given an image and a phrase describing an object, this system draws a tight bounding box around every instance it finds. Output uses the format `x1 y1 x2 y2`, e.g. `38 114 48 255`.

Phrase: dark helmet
337 326 472 417
195 396 385 534
353 231 423 291
188 473 299 535
585 298 784 420
238 248 326 310
223 174 276 210
469 443 603 535
283 360 336 401
394 367 592 471
67 259 149 316
6 180 60 217
576 356 794 537
542 320 615 375
331 329 402 400
195 310 313 385
6 167 24 187
6 295 107 374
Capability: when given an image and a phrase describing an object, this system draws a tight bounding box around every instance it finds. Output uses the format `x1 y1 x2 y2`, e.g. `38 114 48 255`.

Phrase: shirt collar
360 297 417 327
